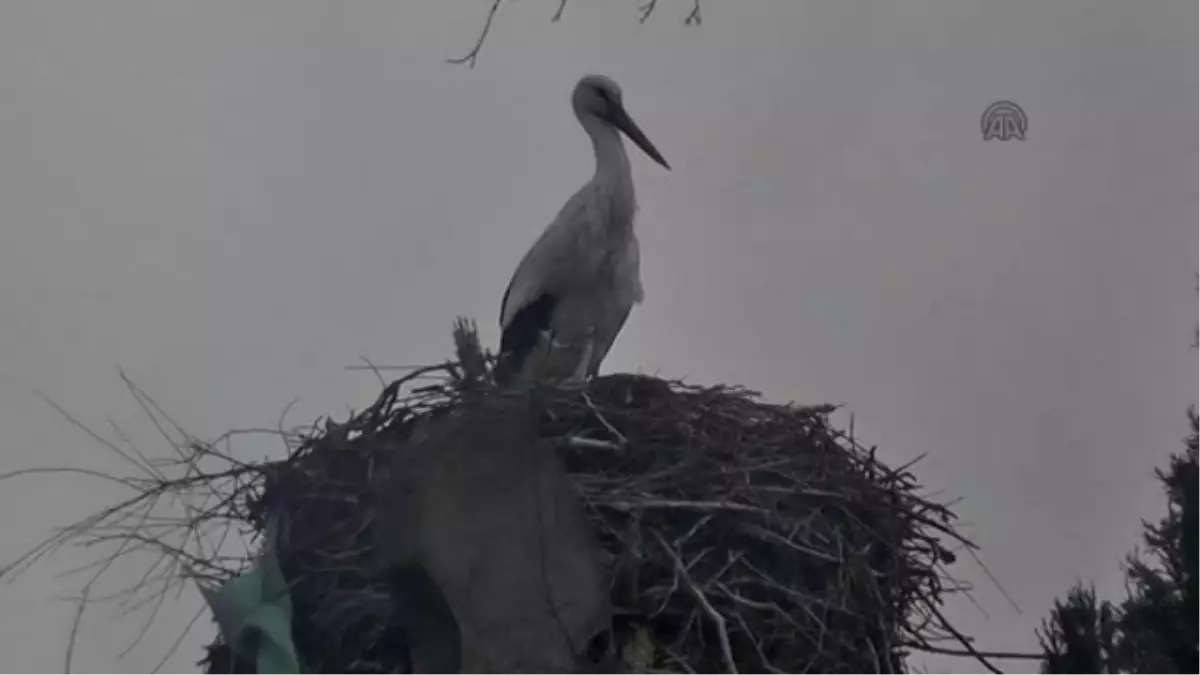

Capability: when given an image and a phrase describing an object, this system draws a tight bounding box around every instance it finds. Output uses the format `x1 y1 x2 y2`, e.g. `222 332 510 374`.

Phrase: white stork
496 74 670 388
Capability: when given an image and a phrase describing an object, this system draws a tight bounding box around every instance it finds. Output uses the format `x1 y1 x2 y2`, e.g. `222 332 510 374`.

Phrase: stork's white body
498 76 668 387
500 122 644 378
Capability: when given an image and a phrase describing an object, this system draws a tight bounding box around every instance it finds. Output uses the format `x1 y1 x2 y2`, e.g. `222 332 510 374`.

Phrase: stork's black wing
496 289 557 386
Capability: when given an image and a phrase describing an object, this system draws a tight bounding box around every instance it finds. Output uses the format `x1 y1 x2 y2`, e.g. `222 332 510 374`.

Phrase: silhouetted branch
450 0 704 68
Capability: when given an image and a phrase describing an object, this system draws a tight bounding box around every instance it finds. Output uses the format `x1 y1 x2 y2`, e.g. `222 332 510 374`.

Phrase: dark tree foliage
1038 584 1120 673
1039 407 1199 673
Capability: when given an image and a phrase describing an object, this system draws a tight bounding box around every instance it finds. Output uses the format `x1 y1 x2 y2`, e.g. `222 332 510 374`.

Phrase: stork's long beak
607 105 671 170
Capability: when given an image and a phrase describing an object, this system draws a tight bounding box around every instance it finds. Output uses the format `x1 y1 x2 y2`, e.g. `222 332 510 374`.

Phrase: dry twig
450 0 704 68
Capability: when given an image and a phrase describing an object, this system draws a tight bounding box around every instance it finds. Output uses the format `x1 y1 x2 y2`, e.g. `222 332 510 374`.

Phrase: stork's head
573 74 670 170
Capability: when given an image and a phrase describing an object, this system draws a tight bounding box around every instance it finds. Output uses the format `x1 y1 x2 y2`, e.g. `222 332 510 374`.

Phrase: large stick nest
221 355 972 672
2 323 984 673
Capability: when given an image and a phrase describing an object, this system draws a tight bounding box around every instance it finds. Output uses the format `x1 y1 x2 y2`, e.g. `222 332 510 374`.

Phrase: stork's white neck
582 116 632 184
581 115 636 231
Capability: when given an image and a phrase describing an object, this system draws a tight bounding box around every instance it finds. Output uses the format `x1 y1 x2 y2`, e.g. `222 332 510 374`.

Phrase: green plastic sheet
195 517 301 674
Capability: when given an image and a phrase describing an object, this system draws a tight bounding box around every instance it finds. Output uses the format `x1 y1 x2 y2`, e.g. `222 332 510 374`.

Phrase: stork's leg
565 330 595 388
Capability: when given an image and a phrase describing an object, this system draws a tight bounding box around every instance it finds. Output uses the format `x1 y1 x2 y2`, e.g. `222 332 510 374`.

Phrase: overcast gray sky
0 1 1195 672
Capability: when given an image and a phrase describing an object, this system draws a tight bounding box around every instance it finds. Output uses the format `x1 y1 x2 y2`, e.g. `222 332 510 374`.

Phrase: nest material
190 363 970 674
